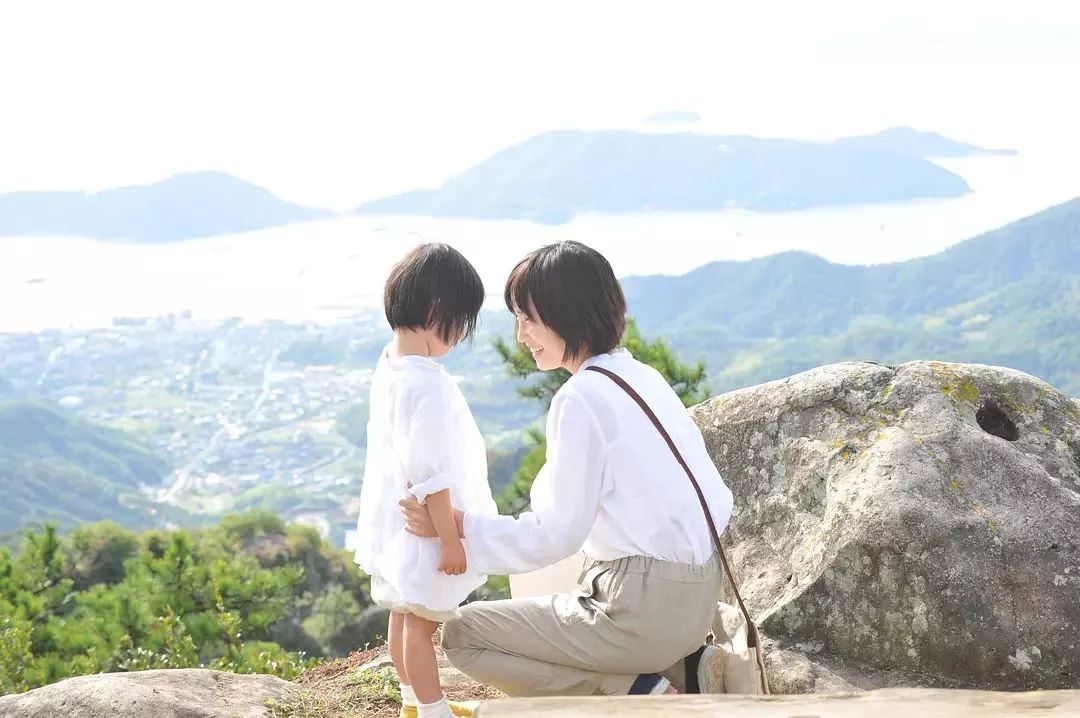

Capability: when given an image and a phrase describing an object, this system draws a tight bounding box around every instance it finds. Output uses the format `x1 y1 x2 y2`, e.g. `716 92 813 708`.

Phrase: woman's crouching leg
441 598 635 697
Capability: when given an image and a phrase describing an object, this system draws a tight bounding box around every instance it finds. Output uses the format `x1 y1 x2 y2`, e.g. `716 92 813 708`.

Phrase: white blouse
353 348 498 616
464 349 734 576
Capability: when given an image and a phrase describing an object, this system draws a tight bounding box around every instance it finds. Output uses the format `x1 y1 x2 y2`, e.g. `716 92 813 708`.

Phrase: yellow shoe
399 701 475 718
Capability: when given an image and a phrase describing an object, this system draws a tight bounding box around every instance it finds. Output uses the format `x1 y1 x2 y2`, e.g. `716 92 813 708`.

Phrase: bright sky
1 0 1078 210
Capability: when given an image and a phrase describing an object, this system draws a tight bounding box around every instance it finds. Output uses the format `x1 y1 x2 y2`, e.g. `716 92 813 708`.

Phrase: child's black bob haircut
384 243 485 344
504 241 627 362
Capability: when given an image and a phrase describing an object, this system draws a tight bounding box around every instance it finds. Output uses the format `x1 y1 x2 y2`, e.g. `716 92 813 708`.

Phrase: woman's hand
399 497 465 538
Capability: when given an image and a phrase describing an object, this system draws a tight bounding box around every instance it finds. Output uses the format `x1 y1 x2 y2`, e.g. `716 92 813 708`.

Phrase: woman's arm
441 387 608 575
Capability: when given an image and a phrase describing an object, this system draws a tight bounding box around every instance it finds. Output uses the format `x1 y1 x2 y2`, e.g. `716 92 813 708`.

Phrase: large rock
692 361 1080 690
477 689 1080 717
0 669 298 718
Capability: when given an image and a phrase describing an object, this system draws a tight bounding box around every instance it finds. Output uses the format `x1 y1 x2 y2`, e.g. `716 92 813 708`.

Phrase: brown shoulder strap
585 366 764 658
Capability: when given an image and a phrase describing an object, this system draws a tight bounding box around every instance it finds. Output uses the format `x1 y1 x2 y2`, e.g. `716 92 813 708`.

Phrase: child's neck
391 330 433 359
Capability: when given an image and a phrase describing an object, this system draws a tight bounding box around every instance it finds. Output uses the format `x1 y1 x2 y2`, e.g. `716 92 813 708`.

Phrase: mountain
834 127 1018 158
0 172 333 242
355 128 984 224
622 197 1080 395
0 401 170 535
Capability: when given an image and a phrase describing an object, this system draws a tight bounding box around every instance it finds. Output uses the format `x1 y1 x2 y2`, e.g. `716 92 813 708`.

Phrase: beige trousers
441 553 722 696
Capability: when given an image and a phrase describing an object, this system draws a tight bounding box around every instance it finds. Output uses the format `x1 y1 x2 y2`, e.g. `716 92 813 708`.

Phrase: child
354 243 498 718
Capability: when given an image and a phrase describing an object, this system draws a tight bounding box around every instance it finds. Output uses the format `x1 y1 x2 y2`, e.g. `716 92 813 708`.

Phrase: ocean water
3 153 1080 333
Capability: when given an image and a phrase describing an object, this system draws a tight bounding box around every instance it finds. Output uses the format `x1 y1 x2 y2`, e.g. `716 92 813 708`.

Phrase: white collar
578 348 631 373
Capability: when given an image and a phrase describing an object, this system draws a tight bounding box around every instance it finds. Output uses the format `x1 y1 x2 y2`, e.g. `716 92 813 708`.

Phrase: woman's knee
442 598 493 650
440 615 466 651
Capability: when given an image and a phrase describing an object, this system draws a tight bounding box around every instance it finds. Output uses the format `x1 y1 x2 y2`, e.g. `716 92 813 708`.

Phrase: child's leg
403 613 443 705
389 611 409 686
390 610 419 711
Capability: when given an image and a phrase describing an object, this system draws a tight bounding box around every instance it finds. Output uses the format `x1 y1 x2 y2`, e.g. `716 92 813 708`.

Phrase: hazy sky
2 1 1078 210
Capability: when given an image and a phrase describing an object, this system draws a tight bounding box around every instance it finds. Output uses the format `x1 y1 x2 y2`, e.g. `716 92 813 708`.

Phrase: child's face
514 304 567 372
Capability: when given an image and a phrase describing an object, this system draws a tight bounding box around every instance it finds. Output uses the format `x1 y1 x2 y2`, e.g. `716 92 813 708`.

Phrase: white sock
400 683 418 708
417 696 453 718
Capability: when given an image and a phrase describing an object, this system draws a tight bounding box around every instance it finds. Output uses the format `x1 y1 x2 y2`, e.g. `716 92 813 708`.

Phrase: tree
303 584 364 656
0 512 376 695
494 318 710 516
65 522 139 590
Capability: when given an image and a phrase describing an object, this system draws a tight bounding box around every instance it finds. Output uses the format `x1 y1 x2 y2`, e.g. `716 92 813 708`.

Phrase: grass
265 647 398 718
266 644 501 718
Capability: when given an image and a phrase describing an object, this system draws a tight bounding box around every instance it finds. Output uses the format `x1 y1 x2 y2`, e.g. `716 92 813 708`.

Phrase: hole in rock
977 402 1019 441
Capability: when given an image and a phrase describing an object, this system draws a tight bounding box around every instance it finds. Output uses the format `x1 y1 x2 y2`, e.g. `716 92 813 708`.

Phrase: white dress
353 347 498 621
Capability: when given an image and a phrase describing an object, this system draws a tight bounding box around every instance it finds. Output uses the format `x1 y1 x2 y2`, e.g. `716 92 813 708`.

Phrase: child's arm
426 489 467 575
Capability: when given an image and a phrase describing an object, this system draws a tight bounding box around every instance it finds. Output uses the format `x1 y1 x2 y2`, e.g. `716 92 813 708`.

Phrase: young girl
353 243 498 718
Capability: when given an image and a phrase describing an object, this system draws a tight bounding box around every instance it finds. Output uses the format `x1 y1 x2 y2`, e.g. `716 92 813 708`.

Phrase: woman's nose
516 320 526 344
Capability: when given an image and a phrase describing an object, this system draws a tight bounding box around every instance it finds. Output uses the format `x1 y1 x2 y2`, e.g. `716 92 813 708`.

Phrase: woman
399 240 734 697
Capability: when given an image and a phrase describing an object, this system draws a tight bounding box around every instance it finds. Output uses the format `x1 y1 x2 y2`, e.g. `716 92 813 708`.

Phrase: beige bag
586 366 770 695
702 600 769 694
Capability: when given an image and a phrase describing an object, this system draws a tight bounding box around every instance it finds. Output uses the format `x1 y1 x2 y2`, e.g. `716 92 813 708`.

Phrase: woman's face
515 305 567 372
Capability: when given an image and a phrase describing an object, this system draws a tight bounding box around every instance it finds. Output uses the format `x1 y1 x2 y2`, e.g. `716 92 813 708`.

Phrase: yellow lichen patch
955 379 980 405
942 377 980 406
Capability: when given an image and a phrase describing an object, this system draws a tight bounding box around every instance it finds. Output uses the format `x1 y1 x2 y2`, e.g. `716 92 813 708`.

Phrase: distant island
833 126 1018 158
0 172 333 242
0 127 1021 239
355 127 1014 224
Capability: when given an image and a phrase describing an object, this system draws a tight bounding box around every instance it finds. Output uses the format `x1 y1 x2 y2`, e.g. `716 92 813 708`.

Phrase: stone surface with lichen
693 360 1080 691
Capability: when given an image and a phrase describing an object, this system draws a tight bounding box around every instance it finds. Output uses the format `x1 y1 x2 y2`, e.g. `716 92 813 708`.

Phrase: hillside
833 126 1018 157
0 172 332 242
622 197 1080 394
0 401 170 534
0 512 377 696
353 128 1000 224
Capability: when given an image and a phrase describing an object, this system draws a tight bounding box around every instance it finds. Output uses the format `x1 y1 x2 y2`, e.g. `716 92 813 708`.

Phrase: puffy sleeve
397 381 467 504
462 384 607 575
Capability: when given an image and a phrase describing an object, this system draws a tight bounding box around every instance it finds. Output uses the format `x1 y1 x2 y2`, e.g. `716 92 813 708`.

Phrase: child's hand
439 539 467 576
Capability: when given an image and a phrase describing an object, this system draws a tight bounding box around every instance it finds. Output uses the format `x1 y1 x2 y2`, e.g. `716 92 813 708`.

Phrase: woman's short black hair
384 243 485 343
504 241 627 362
